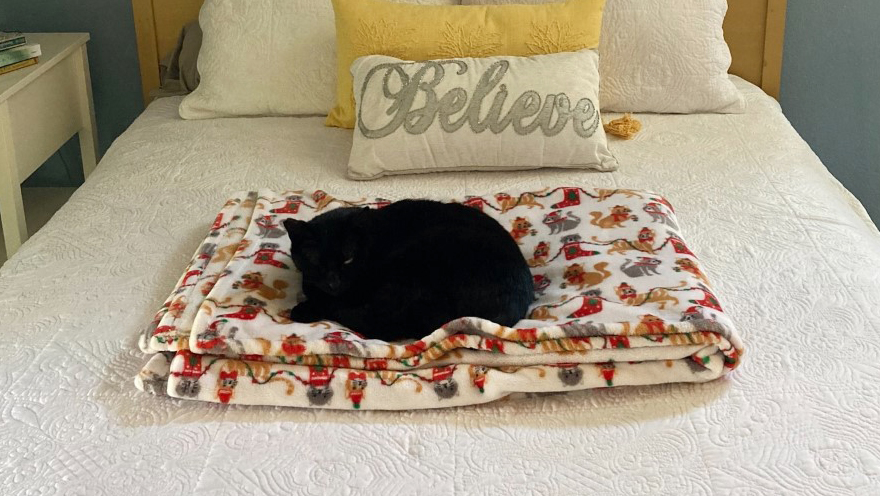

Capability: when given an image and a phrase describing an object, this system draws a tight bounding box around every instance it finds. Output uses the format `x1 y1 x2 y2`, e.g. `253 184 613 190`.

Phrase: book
0 32 26 51
0 57 38 76
0 44 41 68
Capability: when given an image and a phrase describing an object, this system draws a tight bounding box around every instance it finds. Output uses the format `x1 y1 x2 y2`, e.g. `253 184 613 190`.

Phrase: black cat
283 200 533 341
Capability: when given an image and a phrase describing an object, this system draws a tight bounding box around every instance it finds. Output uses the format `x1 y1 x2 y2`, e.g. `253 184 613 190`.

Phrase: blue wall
1 0 144 186
780 0 880 223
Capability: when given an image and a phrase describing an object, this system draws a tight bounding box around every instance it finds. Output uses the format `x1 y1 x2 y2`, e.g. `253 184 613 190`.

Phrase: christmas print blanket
135 187 743 410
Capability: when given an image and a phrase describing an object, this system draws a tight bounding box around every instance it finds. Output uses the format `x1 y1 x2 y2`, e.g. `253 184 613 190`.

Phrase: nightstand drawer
7 53 81 180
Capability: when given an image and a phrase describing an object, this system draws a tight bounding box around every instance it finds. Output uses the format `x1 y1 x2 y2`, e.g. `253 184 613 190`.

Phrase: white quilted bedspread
1 77 879 494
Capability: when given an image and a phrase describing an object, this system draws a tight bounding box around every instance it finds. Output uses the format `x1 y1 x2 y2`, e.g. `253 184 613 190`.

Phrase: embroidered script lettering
358 60 600 139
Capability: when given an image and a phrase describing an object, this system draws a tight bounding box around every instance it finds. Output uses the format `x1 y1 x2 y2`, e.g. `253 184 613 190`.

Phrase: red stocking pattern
141 187 742 410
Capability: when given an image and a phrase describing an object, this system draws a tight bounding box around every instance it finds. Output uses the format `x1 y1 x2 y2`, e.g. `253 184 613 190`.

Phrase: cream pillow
463 0 746 113
348 50 618 180
179 0 456 119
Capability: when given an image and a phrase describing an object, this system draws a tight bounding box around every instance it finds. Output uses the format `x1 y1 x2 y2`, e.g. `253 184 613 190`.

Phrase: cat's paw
289 301 323 323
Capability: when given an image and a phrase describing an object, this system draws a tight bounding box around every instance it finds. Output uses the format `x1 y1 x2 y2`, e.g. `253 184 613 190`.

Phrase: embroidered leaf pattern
526 21 589 54
432 22 503 58
353 19 416 59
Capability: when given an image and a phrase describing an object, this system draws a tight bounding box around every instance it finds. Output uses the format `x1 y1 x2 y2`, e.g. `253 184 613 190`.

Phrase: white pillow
348 50 618 180
462 0 746 113
179 0 456 119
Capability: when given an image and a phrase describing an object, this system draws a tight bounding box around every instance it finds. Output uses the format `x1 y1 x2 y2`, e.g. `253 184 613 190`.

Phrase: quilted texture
464 0 746 113
179 0 457 120
349 51 617 179
1 78 879 493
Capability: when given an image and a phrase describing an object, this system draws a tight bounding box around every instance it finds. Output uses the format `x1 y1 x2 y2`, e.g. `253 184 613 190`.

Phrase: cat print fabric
136 188 743 410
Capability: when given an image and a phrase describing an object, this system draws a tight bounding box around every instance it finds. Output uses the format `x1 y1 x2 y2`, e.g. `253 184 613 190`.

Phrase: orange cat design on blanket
138 187 743 410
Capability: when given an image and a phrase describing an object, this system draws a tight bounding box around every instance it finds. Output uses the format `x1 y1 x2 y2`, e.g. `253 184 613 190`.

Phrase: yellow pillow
327 0 607 128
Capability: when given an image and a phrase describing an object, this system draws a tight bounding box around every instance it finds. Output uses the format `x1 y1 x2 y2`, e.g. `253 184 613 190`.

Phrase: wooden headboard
131 0 788 106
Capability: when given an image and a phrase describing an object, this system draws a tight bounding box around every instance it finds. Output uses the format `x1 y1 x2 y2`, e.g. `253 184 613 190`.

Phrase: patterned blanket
136 187 743 409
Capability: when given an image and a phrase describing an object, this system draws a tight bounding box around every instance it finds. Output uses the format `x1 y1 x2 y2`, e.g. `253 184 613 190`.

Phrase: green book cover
0 31 26 43
0 33 27 51
0 44 41 68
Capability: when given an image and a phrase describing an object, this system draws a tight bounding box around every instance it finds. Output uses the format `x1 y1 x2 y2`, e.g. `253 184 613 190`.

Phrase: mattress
1 76 879 494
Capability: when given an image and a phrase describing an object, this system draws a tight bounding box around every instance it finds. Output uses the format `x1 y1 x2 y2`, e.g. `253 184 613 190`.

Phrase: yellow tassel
603 113 642 140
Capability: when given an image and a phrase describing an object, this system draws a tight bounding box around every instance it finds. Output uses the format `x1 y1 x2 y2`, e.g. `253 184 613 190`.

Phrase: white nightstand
0 33 98 257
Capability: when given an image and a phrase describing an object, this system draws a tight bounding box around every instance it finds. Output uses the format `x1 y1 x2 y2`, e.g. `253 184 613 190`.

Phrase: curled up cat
283 200 534 342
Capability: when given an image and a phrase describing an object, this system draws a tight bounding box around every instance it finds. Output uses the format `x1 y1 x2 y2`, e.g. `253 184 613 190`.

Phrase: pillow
152 21 202 99
179 0 456 120
328 0 608 128
347 50 618 180
463 0 746 113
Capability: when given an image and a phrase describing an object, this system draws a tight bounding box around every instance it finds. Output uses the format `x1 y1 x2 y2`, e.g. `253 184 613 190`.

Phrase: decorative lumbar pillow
463 0 745 114
327 0 608 129
347 50 618 180
178 0 456 120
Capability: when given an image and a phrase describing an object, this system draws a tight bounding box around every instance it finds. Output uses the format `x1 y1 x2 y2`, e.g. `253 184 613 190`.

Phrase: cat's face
283 208 366 296
307 385 334 405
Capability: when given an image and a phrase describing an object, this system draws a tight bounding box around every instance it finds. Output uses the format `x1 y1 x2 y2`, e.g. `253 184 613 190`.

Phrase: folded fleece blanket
136 187 743 410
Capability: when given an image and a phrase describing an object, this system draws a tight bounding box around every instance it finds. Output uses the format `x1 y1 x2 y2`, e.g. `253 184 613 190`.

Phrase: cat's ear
283 219 312 243
347 208 374 236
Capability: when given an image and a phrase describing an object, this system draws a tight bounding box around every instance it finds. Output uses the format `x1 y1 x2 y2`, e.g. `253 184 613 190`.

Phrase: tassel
603 113 642 140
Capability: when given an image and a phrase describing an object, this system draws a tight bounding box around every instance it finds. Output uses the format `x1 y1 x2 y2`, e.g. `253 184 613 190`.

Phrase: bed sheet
1 77 879 494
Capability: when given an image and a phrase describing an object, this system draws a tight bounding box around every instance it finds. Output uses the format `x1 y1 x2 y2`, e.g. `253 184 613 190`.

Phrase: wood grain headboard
131 0 787 106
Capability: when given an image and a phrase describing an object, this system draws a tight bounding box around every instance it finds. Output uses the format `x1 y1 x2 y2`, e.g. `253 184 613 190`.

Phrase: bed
3 0 880 493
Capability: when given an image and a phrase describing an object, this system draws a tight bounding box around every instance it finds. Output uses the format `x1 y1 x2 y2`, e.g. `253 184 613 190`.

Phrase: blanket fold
135 187 742 410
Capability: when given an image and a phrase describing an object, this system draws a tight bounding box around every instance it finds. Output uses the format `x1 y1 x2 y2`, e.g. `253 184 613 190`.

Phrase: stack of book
1 32 41 76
